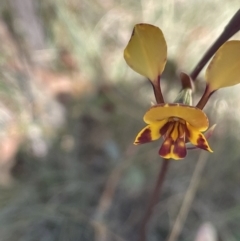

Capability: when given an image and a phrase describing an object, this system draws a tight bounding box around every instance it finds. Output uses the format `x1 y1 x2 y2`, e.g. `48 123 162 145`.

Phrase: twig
167 151 209 241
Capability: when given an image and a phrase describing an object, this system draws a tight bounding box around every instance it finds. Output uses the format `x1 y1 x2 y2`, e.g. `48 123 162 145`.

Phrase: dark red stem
139 159 170 241
190 9 240 81
152 75 165 103
196 85 214 109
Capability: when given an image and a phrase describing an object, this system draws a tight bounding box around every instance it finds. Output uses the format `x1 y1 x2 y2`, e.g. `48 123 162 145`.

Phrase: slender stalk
195 86 213 110
139 159 170 241
152 76 165 103
190 9 240 80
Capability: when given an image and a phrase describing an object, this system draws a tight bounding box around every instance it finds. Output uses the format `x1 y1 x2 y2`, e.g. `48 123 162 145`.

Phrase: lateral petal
134 120 167 145
186 123 213 152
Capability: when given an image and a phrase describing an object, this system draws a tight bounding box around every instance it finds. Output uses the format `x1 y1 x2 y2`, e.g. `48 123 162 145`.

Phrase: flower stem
152 75 165 103
139 159 170 241
196 85 213 110
190 9 240 80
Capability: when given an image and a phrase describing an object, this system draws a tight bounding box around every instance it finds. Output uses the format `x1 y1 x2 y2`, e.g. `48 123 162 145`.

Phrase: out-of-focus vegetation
0 0 240 240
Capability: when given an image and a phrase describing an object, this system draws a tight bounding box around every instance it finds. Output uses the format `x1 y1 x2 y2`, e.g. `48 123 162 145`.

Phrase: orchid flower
124 24 240 160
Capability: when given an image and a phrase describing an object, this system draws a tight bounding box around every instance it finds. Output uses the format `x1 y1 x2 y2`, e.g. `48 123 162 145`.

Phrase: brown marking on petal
159 121 171 136
178 120 186 137
159 137 173 157
184 124 190 136
196 134 209 150
184 124 191 142
135 128 152 144
173 138 187 159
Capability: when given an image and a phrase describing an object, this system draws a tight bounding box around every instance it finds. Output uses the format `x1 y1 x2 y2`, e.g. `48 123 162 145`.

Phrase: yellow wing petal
186 123 213 153
134 120 167 145
206 41 240 91
124 23 167 83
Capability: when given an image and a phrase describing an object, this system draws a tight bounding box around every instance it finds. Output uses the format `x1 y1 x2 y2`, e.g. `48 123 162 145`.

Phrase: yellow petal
173 138 187 159
206 40 240 91
186 124 216 150
159 137 186 160
186 123 213 152
124 23 167 83
158 137 173 159
134 119 167 145
159 122 187 160
144 104 209 132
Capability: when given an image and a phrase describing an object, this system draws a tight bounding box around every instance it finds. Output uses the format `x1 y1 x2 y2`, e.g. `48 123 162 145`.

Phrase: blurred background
0 0 239 240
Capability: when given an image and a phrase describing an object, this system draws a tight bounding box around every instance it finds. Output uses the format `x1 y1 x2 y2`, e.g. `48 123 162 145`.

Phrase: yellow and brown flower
124 23 240 160
134 104 212 160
